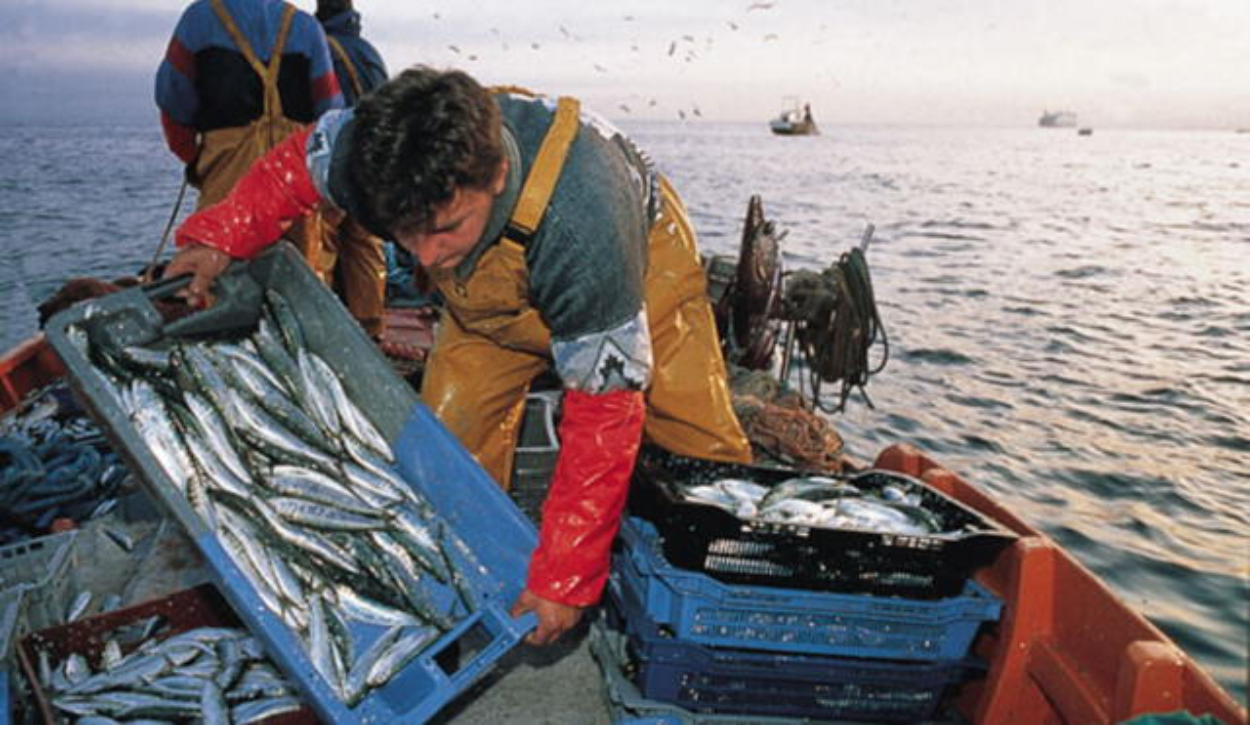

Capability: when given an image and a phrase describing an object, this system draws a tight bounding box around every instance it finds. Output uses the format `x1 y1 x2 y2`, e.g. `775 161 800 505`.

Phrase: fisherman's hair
350 66 504 237
315 0 352 22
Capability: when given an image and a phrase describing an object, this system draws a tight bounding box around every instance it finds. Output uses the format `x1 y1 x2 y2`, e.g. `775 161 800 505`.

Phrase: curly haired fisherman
166 66 752 645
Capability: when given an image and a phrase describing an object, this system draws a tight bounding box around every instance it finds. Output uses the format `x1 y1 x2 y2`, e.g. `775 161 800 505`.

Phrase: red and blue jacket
155 0 343 163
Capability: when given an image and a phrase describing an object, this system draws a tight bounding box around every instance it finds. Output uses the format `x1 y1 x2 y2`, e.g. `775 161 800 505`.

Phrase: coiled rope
787 247 889 413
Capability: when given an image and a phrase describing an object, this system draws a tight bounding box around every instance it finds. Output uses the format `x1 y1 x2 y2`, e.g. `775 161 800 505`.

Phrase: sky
1 0 1247 128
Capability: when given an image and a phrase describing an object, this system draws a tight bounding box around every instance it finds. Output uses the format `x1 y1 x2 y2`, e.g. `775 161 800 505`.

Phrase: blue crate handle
157 266 264 340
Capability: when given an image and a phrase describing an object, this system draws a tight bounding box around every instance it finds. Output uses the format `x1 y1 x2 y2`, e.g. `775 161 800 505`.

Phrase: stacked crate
593 447 1016 724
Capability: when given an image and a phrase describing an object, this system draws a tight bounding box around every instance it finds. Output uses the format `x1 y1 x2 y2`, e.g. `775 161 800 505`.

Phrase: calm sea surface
1 121 1247 705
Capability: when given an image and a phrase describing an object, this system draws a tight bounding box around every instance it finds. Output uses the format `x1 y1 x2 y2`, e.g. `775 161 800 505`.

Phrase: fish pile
678 475 946 536
64 288 483 707
0 383 132 545
38 620 306 724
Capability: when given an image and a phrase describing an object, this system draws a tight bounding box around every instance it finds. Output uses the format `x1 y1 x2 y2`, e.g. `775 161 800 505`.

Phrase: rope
791 247 889 412
144 178 189 282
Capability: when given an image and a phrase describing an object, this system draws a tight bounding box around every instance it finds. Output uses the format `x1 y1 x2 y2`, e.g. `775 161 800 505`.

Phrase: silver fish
366 625 440 688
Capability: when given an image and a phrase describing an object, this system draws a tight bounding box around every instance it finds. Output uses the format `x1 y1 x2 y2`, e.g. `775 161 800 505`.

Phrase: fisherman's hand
510 589 584 646
164 244 233 308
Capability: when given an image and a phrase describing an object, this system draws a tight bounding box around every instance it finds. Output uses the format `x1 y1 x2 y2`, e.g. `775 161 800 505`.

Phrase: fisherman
154 0 343 277
164 66 753 645
312 0 390 340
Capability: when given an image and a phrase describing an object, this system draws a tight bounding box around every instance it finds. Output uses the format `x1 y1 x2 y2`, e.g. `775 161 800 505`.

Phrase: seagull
667 41 677 56
448 44 460 54
746 2 775 10
594 64 608 73
728 21 739 30
618 104 631 113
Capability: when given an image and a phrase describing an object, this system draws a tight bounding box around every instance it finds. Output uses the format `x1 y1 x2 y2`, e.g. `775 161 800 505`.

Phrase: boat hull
1 331 1244 724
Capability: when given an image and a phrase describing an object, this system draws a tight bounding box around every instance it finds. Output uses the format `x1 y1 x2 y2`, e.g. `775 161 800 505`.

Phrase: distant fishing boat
1038 110 1078 128
770 97 819 136
1078 127 1093 136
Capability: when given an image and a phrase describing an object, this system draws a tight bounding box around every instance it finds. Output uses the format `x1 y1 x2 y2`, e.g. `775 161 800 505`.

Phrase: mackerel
250 497 361 576
295 348 343 438
264 289 306 354
335 585 422 628
269 497 390 532
366 625 440 688
267 465 389 516
250 320 302 395
183 391 250 482
343 625 404 706
227 388 340 476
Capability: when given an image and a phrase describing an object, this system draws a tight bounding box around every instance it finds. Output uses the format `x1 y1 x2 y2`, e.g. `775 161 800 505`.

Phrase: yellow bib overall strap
327 36 363 99
428 94 581 350
502 96 581 246
198 0 324 278
209 0 296 148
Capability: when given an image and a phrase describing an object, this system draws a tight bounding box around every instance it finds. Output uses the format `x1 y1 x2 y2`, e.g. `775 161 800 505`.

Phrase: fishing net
730 368 844 472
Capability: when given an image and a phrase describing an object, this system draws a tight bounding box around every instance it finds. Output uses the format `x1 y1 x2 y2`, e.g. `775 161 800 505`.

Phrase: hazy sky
2 0 1247 128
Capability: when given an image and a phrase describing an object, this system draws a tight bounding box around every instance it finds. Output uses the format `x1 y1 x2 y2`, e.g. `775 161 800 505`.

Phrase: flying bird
594 64 608 73
618 104 631 113
746 2 776 10
728 21 739 30
667 41 677 56
448 45 461 54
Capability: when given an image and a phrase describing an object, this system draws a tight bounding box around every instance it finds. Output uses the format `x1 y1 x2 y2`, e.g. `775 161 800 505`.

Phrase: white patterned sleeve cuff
551 310 653 394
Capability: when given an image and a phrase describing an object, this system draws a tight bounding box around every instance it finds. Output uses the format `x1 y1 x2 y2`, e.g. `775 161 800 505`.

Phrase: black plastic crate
602 596 979 723
629 446 1017 599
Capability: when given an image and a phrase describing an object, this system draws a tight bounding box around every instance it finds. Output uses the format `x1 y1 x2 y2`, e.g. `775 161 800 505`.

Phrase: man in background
313 0 390 339
155 0 342 272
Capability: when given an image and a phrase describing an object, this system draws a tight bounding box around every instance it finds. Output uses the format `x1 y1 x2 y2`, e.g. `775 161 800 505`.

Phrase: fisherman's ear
491 158 509 196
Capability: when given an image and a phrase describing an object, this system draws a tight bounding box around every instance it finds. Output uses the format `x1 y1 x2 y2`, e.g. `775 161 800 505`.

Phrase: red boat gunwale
0 334 64 414
877 445 1247 725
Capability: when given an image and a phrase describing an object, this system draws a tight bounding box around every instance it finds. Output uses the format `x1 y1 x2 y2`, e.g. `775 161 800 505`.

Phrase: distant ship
1038 110 1078 128
770 97 819 136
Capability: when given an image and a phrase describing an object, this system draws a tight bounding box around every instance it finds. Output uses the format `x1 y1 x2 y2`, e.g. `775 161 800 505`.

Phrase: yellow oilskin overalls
193 0 324 279
317 37 386 338
421 96 752 489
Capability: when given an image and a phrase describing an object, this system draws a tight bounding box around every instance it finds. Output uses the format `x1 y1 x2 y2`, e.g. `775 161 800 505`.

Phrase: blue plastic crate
603 591 978 723
613 517 1001 661
43 245 539 724
588 620 809 726
0 668 8 726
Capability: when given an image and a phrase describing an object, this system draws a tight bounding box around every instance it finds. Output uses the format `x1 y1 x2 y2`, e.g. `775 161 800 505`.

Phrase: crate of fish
612 516 1001 661
42 243 539 724
588 619 813 725
601 592 978 723
628 446 1017 599
14 583 317 724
